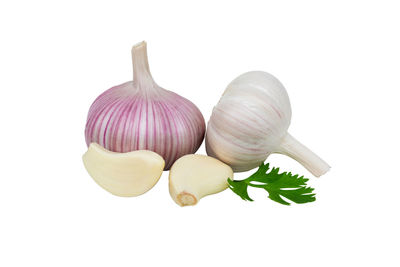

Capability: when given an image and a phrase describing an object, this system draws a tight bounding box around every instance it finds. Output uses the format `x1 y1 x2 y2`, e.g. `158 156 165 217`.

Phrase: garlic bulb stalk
85 41 206 169
206 71 330 177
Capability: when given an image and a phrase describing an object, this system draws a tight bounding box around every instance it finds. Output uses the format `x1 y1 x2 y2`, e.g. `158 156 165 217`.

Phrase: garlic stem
277 133 330 177
131 41 155 88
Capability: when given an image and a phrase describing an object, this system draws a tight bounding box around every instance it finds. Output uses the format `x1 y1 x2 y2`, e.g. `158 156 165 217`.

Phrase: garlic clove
169 154 233 206
83 143 164 197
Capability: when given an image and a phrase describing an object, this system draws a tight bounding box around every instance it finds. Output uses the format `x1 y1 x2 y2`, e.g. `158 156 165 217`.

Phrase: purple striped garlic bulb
206 71 330 177
85 41 205 169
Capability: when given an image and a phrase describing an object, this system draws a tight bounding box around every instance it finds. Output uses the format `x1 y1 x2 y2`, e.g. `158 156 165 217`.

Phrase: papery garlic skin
206 71 330 177
85 42 205 169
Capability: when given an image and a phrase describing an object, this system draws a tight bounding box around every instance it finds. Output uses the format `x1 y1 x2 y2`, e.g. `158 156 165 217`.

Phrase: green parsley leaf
228 163 316 205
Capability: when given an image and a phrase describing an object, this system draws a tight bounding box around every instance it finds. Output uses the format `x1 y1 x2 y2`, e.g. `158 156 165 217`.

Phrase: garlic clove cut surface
169 154 233 206
83 143 165 197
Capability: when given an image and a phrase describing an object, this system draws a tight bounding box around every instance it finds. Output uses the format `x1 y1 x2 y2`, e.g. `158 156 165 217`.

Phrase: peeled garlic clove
83 143 164 197
169 154 233 206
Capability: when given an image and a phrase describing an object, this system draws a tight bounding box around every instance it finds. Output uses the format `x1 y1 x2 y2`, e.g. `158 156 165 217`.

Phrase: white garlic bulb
206 71 330 177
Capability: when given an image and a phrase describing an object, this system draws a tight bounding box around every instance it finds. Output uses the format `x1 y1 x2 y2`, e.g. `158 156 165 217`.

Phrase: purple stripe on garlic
85 41 205 170
206 71 330 177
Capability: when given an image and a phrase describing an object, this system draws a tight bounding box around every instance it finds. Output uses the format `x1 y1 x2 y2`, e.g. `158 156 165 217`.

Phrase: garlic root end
176 192 198 206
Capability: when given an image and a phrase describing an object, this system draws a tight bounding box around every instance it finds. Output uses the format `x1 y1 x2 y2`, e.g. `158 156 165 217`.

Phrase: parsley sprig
227 163 316 205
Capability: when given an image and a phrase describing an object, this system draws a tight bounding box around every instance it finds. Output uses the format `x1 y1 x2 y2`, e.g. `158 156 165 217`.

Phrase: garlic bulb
206 71 330 177
85 42 205 169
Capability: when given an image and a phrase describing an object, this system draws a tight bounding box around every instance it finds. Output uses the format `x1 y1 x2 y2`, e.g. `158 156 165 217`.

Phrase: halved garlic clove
169 154 233 206
83 143 165 197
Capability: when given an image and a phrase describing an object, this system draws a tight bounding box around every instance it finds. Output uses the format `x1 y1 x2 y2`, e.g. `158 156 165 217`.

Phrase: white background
1 0 399 266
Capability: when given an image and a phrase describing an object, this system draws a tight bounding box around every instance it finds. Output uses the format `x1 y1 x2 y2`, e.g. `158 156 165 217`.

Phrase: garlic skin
83 143 165 197
206 71 330 177
169 154 233 206
85 42 205 169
